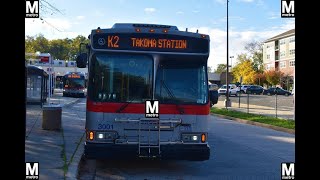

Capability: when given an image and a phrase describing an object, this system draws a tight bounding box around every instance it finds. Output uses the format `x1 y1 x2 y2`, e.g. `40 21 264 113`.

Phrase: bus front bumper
84 142 210 161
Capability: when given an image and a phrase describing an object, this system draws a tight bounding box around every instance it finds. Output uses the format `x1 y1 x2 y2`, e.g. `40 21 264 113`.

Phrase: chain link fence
215 91 295 120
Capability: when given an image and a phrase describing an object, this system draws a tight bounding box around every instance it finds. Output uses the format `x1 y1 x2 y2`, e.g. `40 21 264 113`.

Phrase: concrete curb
63 98 85 179
211 113 295 135
66 133 85 180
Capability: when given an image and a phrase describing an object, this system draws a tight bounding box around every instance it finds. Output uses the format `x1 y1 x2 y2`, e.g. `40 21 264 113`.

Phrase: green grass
210 108 295 130
60 128 68 180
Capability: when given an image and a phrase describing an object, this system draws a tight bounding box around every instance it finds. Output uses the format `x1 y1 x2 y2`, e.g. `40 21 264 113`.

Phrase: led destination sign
131 38 187 49
68 74 81 78
92 33 209 54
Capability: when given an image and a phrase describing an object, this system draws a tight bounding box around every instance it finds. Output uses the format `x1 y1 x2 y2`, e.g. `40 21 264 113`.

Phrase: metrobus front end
84 107 210 161
80 23 211 161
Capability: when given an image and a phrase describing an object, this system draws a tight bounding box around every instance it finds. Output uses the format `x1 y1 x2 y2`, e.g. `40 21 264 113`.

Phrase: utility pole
225 0 231 108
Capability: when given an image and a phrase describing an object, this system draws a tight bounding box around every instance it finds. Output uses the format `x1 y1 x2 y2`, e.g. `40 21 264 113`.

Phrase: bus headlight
181 133 207 143
94 131 118 141
88 130 118 142
192 135 198 141
97 133 104 139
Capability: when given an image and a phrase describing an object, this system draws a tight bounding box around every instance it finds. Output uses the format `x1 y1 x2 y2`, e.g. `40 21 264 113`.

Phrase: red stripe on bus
87 99 210 115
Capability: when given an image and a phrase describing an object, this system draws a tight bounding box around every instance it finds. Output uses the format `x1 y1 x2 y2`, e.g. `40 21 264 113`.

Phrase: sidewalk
25 91 86 180
214 100 295 120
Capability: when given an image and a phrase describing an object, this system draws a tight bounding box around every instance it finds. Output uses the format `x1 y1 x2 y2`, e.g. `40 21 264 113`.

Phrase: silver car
218 84 240 96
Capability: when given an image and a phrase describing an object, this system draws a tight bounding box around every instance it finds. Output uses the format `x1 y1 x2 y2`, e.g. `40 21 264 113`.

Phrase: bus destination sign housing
92 33 209 54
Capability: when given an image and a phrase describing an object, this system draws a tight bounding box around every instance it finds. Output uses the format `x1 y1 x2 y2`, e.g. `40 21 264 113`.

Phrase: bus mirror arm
76 53 88 68
76 42 89 68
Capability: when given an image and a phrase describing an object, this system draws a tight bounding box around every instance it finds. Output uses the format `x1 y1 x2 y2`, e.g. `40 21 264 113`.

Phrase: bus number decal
98 124 114 130
107 36 119 48
180 125 192 131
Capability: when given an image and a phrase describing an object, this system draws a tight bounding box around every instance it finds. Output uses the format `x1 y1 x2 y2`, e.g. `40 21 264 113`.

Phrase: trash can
42 104 62 130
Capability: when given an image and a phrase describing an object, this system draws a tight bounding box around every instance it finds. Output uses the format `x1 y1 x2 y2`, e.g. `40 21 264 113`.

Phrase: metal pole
48 57 51 105
275 94 278 118
247 93 249 113
293 65 295 120
225 0 231 108
238 87 240 108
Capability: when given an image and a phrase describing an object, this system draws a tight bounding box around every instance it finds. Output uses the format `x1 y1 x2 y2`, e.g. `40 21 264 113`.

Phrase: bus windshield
89 54 153 103
155 60 208 104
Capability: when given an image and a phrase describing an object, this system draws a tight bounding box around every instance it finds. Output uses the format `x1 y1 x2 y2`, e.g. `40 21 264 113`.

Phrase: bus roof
91 23 209 39
112 23 179 31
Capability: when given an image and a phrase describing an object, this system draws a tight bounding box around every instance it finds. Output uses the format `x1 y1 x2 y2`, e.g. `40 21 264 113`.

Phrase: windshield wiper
160 80 185 114
116 97 135 113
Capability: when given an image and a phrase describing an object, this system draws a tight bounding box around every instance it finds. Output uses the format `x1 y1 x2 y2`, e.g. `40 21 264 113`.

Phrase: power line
39 17 63 32
41 0 65 16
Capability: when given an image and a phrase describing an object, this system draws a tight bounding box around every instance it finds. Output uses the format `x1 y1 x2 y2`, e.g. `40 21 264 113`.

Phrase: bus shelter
26 65 48 106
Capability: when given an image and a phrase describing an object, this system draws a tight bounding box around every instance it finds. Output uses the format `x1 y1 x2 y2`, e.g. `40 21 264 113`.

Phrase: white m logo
26 1 39 14
26 162 39 175
146 100 159 114
282 163 294 176
282 1 294 14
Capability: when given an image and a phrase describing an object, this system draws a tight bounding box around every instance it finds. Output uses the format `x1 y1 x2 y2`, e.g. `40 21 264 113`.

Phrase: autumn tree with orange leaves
264 70 284 86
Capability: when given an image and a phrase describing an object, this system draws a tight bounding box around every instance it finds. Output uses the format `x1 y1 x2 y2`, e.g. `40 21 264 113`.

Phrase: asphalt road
78 113 295 180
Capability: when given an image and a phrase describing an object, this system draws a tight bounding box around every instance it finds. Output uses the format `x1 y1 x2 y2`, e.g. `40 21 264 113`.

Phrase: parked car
245 85 264 94
240 84 251 93
263 87 291 96
218 84 240 96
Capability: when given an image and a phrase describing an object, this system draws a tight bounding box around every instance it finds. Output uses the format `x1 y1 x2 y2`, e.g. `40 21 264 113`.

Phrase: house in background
208 72 221 85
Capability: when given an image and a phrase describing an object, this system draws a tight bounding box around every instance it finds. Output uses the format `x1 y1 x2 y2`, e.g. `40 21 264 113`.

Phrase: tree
25 36 37 59
265 70 284 86
49 39 71 60
25 36 35 53
232 54 256 84
254 73 266 86
280 73 293 90
214 64 227 73
33 34 50 53
69 35 90 60
207 66 213 73
25 34 91 62
252 51 264 73
245 41 264 73
245 41 262 54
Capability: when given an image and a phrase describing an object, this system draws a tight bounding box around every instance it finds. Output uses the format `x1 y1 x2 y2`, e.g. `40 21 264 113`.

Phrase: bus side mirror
76 53 87 68
209 91 214 102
